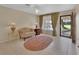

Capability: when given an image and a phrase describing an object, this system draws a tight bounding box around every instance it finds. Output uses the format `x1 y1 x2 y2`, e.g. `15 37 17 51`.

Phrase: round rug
24 35 53 51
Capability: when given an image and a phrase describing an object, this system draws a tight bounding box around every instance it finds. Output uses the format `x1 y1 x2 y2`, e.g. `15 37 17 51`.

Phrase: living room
0 4 79 55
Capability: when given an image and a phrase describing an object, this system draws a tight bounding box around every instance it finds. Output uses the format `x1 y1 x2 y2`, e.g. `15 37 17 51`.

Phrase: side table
34 29 41 35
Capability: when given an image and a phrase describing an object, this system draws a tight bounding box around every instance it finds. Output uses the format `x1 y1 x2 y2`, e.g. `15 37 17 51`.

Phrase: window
42 15 53 31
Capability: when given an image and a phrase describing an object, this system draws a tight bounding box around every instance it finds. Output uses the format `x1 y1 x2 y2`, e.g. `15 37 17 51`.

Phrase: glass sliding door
60 15 72 38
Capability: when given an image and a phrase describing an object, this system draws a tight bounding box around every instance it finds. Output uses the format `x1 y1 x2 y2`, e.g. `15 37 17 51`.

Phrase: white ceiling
0 4 76 15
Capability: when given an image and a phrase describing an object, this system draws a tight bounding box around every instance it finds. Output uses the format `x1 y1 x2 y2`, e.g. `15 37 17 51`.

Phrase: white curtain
42 15 53 35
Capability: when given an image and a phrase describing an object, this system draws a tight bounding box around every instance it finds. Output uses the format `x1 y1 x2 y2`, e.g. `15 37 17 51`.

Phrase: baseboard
0 39 16 43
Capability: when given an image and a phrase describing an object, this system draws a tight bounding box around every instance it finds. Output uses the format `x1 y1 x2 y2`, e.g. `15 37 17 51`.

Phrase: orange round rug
24 35 53 51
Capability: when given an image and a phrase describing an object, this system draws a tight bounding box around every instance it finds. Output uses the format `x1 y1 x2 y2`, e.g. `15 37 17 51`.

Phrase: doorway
60 15 72 38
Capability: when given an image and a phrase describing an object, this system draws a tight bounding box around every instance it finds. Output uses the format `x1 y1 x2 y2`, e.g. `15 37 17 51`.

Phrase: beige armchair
18 27 35 40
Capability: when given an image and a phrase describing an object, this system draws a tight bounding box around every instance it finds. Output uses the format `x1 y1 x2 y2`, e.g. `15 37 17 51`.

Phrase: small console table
34 29 41 35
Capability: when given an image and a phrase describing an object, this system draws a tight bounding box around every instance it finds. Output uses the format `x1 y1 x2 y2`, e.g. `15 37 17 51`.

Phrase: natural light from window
42 15 53 31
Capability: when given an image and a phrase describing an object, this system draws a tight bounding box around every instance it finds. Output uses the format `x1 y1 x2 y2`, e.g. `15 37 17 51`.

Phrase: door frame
60 13 76 43
60 15 72 38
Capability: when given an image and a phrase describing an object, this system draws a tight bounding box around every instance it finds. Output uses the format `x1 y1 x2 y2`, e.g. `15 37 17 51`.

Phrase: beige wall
75 5 79 54
0 6 37 42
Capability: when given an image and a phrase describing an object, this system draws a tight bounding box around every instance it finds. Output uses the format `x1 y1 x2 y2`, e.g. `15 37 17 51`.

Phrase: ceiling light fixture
35 8 39 14
25 4 35 8
25 4 40 14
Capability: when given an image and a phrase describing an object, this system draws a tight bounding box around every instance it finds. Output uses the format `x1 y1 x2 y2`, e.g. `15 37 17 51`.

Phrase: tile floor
0 36 77 55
